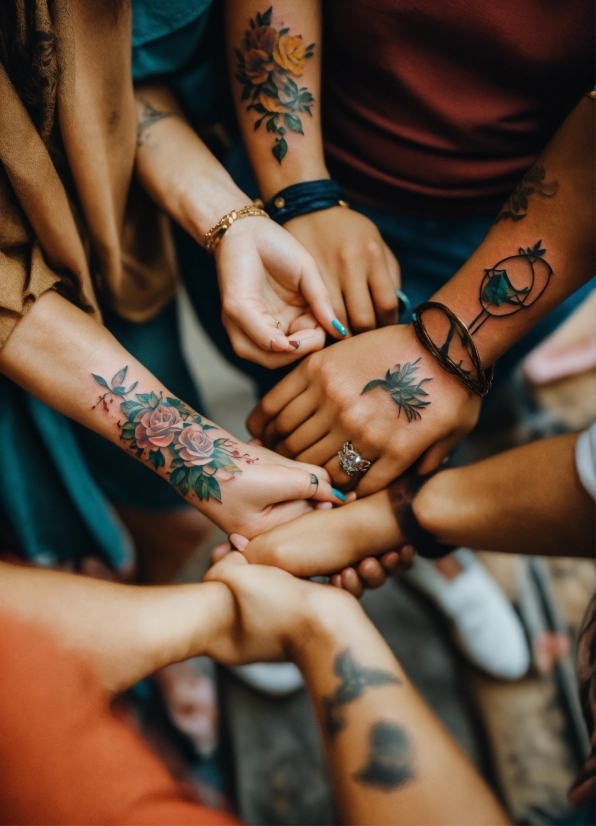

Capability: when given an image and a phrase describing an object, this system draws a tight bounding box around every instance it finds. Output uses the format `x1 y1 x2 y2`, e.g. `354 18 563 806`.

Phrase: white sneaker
228 662 304 696
405 548 530 680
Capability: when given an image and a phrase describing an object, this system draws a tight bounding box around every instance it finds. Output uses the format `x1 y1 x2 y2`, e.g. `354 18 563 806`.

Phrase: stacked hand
248 324 481 494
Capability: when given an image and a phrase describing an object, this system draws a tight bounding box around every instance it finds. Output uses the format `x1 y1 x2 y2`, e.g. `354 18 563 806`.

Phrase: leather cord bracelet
412 301 494 397
388 470 456 560
264 179 349 225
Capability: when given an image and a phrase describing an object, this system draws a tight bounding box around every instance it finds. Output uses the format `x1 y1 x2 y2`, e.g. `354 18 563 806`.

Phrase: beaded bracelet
205 204 269 254
412 301 494 397
264 179 349 225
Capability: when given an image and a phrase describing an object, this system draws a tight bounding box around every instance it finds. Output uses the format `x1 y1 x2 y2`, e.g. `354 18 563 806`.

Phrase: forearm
0 291 253 516
294 595 508 825
429 95 594 368
225 0 327 198
414 432 595 556
0 561 230 694
134 84 249 243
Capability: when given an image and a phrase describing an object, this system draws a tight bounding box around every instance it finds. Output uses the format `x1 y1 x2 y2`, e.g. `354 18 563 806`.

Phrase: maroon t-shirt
322 0 594 217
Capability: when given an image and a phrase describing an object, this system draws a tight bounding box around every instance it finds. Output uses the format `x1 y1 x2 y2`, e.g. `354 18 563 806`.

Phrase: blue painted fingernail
331 488 347 502
332 319 347 337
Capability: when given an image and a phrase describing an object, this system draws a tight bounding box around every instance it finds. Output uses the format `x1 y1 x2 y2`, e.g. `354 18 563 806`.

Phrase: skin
248 95 595 493
225 0 401 335
0 554 509 824
0 291 348 540
229 431 595 588
134 84 345 366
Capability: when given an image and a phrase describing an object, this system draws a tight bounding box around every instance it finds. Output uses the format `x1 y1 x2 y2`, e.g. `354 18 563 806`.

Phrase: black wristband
388 471 456 560
264 179 348 225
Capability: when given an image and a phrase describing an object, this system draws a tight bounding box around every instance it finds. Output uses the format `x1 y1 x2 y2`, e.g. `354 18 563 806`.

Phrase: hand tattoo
235 6 315 162
354 722 415 790
361 358 432 422
495 166 558 223
136 98 175 147
323 649 400 738
92 368 257 503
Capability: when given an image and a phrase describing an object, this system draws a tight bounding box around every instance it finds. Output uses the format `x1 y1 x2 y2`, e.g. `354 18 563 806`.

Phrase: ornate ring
337 442 372 476
310 473 319 490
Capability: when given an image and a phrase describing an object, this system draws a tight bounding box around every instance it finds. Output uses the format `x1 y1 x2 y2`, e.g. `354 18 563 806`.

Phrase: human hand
214 216 345 367
248 324 481 494
211 492 414 598
203 551 357 664
284 207 401 334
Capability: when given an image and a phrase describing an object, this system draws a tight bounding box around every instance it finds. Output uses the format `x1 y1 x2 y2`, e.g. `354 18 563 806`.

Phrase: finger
369 265 399 327
229 533 249 551
297 432 345 467
355 454 408 496
247 369 309 438
257 464 345 507
340 567 365 599
224 321 312 368
210 541 233 564
417 432 461 475
355 557 388 589
204 549 248 582
275 413 331 458
297 256 348 341
330 573 343 589
383 242 401 290
223 304 293 354
344 276 377 334
379 550 401 575
262 389 318 445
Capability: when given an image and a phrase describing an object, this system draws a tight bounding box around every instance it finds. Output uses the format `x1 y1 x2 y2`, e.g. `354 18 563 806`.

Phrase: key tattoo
92 368 257 503
234 6 315 163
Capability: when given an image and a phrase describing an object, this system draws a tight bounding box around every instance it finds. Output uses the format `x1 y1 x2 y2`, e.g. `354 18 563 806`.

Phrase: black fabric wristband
388 471 456 560
264 179 348 225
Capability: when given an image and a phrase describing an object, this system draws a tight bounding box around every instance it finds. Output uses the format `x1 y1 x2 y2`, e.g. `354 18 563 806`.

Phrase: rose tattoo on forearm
92 368 256 503
235 6 315 162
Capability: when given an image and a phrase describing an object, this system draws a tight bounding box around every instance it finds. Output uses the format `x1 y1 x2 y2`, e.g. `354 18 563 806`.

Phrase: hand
197 438 349 539
212 492 414 598
204 551 356 664
285 207 401 334
215 216 344 367
248 324 481 494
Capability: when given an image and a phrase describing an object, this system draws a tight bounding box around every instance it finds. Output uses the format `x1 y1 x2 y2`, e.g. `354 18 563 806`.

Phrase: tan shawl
0 0 177 348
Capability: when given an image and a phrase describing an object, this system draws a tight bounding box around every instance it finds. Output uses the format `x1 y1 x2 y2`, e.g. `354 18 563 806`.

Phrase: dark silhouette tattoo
495 166 558 223
354 722 415 790
361 358 432 421
323 649 400 738
136 98 175 147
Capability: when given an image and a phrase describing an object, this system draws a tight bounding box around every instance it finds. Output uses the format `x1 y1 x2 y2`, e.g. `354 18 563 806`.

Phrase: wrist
288 585 362 666
256 160 331 202
182 178 252 244
412 468 463 544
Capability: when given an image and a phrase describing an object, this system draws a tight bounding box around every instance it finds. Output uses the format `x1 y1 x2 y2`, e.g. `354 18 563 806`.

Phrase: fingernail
230 533 249 550
331 488 347 502
289 340 301 350
270 337 288 352
332 319 347 337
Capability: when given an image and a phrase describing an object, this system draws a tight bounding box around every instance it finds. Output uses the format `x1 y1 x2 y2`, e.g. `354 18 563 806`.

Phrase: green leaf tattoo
362 358 432 422
92 368 258 503
235 6 315 163
495 165 558 223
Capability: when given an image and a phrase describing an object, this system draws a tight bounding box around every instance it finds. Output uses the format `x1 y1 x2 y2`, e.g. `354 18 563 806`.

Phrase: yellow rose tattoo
235 6 315 162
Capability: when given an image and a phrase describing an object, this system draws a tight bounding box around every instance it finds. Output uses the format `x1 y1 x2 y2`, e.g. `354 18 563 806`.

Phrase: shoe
228 662 304 696
404 548 530 680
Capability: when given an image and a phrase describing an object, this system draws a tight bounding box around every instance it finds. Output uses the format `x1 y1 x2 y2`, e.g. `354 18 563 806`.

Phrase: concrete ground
176 288 596 825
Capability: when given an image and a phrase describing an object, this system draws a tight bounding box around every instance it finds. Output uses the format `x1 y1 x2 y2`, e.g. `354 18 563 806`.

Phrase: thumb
255 464 347 506
205 550 248 583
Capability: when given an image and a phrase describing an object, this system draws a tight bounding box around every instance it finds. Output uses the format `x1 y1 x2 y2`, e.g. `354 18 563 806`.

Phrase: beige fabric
0 0 177 348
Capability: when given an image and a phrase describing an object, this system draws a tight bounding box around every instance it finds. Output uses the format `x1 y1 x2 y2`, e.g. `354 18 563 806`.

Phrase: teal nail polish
331 488 347 502
332 319 347 337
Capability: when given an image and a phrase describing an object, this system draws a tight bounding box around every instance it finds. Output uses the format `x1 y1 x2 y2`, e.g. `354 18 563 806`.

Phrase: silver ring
275 319 282 330
337 442 372 476
311 473 319 490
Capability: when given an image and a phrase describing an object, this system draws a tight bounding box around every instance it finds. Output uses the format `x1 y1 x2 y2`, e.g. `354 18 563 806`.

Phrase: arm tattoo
495 165 558 223
361 358 432 421
136 98 175 146
354 722 415 790
92 368 257 503
234 6 315 163
323 649 400 738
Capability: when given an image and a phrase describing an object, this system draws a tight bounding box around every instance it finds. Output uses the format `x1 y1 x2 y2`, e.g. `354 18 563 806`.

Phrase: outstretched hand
215 217 345 367
248 324 481 494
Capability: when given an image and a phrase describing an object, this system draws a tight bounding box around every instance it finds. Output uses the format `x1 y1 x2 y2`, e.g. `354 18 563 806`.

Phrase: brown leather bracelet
388 470 456 560
412 301 494 397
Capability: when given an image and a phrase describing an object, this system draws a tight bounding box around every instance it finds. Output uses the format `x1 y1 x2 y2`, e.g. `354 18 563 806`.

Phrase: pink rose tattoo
91 368 256 503
135 404 183 449
176 424 215 467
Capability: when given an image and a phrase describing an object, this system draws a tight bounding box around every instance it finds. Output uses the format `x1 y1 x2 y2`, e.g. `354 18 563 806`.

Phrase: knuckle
350 313 376 332
365 239 383 260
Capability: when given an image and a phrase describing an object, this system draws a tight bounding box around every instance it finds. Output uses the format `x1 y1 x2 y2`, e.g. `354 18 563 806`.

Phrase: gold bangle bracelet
204 204 269 254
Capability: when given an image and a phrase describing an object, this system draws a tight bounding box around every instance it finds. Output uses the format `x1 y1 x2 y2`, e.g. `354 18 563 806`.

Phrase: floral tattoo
92 368 256 503
361 359 432 422
495 166 558 223
235 6 315 163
